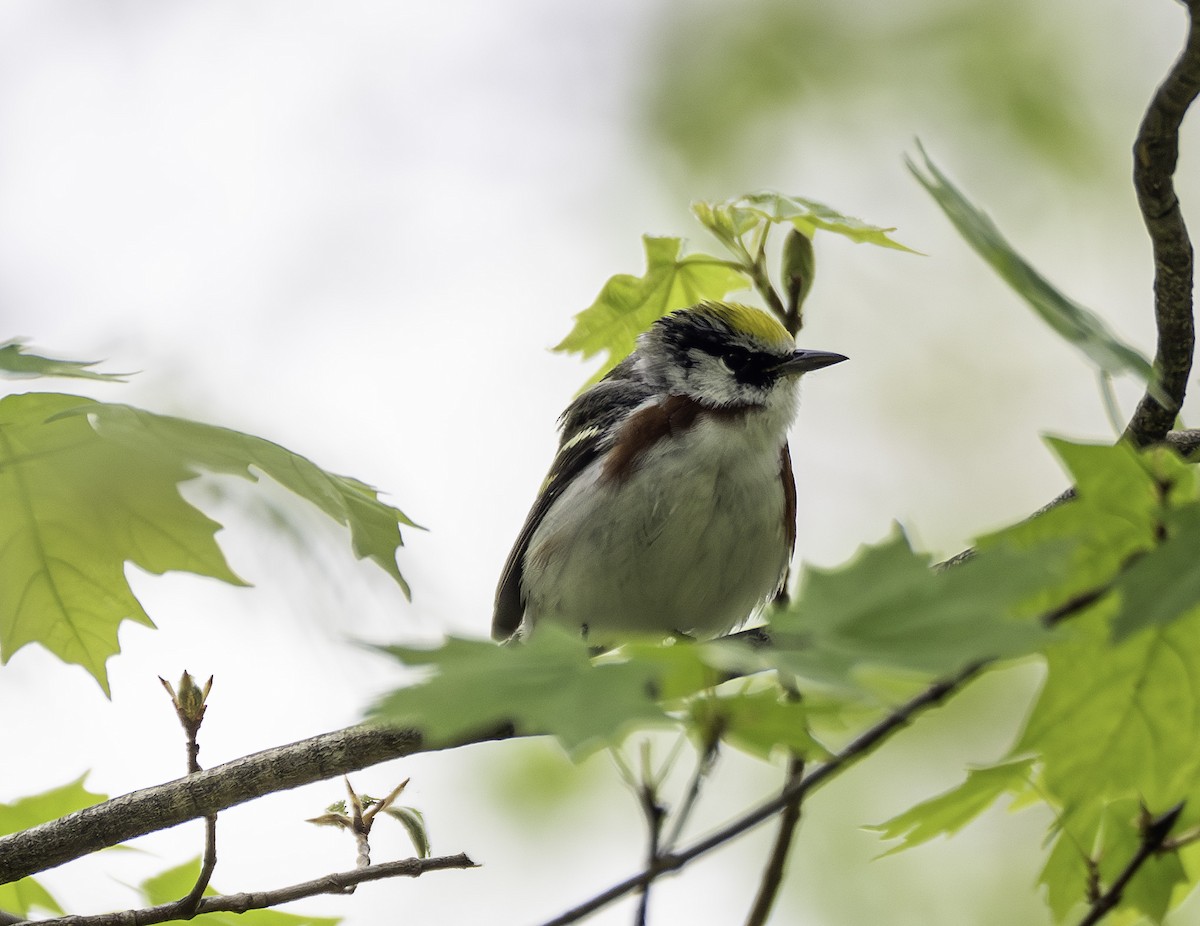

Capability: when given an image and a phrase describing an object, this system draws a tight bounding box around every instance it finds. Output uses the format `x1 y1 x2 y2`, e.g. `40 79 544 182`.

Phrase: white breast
523 399 795 639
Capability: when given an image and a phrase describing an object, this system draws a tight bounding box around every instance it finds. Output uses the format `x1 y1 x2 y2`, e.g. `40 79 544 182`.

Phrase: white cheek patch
685 352 768 406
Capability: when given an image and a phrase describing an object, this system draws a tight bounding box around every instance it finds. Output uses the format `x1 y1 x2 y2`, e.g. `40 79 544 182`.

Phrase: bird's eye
720 346 752 372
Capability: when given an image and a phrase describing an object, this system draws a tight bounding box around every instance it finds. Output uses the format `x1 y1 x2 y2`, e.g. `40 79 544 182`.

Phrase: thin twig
743 754 805 926
538 534 1149 926
661 729 722 853
1125 1 1200 447
158 673 217 918
535 661 986 926
633 779 664 926
0 723 500 885
11 854 477 926
1074 804 1184 926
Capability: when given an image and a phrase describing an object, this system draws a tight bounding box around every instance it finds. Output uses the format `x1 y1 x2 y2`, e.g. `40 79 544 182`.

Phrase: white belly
523 411 791 638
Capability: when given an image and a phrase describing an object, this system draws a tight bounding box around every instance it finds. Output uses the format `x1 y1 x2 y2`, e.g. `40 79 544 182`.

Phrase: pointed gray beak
774 349 848 376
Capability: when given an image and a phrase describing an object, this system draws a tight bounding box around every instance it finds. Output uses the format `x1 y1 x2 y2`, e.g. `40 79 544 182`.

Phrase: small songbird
493 301 846 643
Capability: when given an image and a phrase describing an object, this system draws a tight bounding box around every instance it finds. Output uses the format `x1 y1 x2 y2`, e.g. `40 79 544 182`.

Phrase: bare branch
743 755 805 926
1167 427 1200 456
1125 3 1200 446
661 736 721 853
536 661 985 926
0 724 511 885
12 854 477 926
633 778 664 926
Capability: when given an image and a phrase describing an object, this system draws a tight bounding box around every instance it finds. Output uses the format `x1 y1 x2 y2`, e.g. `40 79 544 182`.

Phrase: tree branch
743 755 804 926
536 661 986 926
11 853 477 926
1074 804 1184 926
0 724 511 886
633 779 664 926
1125 2 1200 447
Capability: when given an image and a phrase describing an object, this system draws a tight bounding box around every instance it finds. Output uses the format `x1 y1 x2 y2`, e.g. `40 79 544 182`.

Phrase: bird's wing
491 371 654 641
771 442 797 605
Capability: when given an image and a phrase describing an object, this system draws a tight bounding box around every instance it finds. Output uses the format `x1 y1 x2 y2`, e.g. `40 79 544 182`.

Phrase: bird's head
635 302 847 407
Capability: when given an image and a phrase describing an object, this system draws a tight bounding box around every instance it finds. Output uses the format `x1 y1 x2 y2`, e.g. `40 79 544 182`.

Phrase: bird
492 301 846 644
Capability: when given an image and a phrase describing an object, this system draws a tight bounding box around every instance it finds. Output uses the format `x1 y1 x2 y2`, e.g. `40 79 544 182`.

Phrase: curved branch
1125 2 1200 446
0 724 511 886
13 853 477 926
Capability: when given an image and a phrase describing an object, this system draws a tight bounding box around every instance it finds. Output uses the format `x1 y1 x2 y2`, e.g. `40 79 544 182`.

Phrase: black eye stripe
656 315 785 388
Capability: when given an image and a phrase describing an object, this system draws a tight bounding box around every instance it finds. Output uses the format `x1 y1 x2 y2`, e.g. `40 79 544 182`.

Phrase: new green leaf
980 440 1180 616
0 775 106 917
767 526 1056 689
384 806 431 859
372 628 675 757
695 192 916 252
554 235 749 382
869 757 1036 855
1019 601 1200 815
0 340 128 382
691 688 828 761
908 145 1164 402
1111 503 1200 640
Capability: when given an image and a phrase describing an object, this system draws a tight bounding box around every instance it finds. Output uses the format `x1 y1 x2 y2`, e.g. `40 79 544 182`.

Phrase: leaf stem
661 735 722 852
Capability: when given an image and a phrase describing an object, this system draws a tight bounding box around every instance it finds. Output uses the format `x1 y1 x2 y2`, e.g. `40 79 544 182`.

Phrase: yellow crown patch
687 301 793 349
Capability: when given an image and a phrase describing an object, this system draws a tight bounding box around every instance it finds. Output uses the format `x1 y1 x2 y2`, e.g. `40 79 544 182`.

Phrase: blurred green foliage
640 0 1103 183
0 776 106 918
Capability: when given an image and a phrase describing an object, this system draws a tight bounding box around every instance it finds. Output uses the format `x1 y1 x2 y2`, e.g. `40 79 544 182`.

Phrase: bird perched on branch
493 301 846 643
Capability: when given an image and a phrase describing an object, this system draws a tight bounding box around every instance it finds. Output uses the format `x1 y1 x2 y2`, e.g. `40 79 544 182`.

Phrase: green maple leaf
0 393 241 691
0 879 61 919
868 757 1036 855
372 629 675 758
992 440 1200 921
1111 503 1200 640
691 687 829 761
767 526 1056 689
1038 798 1187 923
0 774 106 836
694 192 916 252
80 401 418 593
0 392 416 692
554 235 750 382
1019 601 1200 815
979 440 1182 618
0 340 129 382
0 775 106 917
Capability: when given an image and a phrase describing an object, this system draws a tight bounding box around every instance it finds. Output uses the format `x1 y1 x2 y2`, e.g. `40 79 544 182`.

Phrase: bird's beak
774 349 848 376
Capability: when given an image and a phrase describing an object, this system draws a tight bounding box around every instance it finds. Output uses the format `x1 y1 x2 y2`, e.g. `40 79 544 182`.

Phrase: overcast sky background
2 2 1196 924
